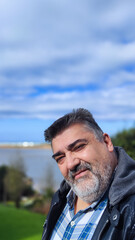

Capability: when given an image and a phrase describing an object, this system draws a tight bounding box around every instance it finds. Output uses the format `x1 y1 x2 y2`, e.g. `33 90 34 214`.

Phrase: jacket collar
109 147 135 206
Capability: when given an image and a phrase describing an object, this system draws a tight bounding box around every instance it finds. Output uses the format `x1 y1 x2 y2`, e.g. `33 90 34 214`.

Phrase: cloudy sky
1 0 135 143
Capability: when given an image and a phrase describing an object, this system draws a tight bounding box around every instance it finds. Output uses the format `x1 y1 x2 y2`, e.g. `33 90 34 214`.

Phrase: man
42 108 135 240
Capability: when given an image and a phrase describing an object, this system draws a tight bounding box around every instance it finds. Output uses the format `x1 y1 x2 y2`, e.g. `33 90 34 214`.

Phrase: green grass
0 204 46 240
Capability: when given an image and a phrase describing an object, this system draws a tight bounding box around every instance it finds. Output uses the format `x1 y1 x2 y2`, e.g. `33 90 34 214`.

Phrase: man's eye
74 144 86 151
55 156 64 164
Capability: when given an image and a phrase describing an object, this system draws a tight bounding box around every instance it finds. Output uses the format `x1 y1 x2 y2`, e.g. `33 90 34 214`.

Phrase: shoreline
0 143 51 149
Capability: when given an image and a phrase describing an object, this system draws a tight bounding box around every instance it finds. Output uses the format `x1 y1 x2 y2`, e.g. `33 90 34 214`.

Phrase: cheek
81 148 103 170
80 148 96 163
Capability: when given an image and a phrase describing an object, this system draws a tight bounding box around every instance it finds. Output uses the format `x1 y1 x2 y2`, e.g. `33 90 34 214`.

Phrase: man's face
52 123 117 203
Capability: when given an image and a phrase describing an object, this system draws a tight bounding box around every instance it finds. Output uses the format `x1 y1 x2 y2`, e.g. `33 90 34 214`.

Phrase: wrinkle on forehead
51 123 96 153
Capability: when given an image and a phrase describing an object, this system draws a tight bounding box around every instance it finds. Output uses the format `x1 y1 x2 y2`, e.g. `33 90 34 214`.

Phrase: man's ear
103 133 114 152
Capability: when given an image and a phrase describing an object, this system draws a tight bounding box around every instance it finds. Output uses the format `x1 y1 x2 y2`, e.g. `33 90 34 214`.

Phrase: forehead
52 123 94 151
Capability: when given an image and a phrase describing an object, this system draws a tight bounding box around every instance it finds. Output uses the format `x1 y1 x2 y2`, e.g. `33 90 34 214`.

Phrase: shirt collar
67 190 76 209
66 189 107 212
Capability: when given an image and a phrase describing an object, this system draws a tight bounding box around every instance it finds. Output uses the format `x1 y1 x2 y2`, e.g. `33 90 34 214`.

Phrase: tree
0 165 8 202
111 128 135 160
41 163 55 200
4 152 27 208
45 163 55 190
22 177 35 197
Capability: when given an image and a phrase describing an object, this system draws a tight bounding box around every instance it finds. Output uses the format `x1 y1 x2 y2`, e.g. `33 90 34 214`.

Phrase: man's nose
66 152 80 171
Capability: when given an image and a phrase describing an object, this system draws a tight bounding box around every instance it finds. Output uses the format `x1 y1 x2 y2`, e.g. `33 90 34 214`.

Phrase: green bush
112 128 135 160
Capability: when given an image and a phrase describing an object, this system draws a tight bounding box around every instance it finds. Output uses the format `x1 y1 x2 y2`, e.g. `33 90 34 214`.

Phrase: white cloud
1 84 135 120
1 0 135 121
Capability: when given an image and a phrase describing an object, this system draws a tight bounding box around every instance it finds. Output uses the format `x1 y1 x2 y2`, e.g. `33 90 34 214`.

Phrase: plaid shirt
50 191 108 240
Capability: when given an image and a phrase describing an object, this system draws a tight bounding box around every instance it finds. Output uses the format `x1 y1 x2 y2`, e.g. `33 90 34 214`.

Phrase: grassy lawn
0 204 46 240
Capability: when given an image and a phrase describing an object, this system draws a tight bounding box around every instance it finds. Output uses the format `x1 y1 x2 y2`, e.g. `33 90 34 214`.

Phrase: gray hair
44 108 104 142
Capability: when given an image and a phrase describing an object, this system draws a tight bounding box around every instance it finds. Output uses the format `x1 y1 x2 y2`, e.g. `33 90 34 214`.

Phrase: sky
1 0 135 143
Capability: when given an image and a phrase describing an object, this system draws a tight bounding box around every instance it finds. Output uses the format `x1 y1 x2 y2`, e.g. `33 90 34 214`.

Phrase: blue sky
0 0 135 143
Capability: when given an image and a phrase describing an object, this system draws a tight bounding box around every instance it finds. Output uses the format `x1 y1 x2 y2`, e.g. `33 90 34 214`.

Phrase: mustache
68 162 92 179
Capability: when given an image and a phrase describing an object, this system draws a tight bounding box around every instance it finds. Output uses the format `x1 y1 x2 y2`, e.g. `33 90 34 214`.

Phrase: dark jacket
42 147 135 240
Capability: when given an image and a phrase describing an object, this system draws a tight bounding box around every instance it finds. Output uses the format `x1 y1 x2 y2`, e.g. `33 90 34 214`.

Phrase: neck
74 197 91 214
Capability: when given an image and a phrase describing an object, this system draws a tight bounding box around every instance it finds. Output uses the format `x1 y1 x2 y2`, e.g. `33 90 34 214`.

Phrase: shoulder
119 194 135 239
119 194 135 213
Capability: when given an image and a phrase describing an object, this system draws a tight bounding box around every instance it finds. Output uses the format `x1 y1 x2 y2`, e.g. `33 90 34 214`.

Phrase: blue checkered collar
66 189 106 212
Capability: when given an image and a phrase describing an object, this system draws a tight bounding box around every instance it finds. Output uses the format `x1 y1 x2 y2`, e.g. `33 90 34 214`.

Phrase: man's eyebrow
52 139 88 159
52 151 64 159
67 139 88 151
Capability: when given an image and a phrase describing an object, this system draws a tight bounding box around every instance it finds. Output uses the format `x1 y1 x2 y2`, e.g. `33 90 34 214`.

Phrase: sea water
0 148 63 191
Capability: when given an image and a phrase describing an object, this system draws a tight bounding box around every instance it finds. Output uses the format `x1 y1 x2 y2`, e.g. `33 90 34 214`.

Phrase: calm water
0 148 63 191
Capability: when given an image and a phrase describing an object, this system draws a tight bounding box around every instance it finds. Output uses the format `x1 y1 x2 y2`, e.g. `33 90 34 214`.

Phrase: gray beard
65 162 112 203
